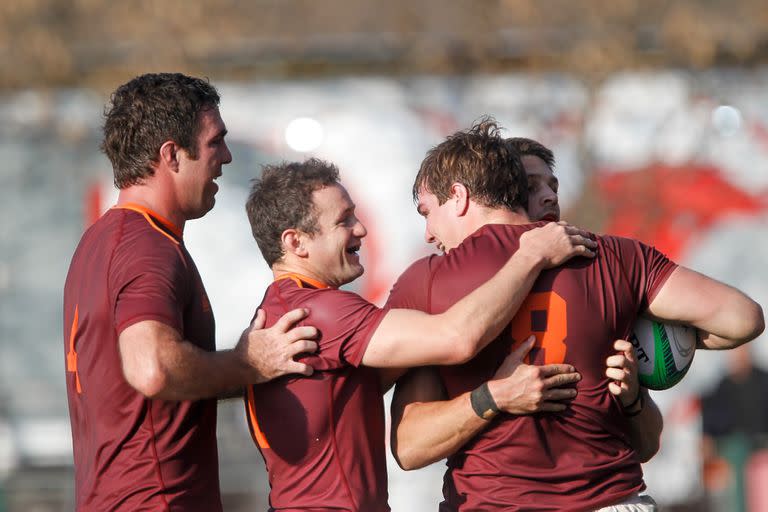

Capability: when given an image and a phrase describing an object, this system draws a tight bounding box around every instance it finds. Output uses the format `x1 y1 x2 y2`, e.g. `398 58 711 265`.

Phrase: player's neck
117 186 186 232
470 205 530 232
272 261 331 288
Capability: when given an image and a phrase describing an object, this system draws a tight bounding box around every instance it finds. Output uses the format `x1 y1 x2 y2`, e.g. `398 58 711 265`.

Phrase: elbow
442 326 479 365
635 406 663 463
124 363 169 399
390 424 432 471
733 299 765 345
636 447 658 464
748 301 765 341
392 444 428 471
432 313 485 365
635 436 661 463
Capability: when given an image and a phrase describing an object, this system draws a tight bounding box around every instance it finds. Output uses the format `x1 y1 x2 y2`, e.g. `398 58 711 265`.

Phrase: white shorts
593 493 658 512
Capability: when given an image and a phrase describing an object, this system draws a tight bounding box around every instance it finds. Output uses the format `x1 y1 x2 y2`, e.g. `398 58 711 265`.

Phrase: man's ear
450 183 470 216
158 140 180 172
281 228 309 258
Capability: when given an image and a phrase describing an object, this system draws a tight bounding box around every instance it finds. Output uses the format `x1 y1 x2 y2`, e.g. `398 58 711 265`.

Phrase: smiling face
416 187 466 253
176 107 232 220
302 183 368 287
523 155 560 222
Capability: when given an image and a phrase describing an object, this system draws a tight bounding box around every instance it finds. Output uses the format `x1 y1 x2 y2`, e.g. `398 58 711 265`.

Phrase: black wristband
470 382 500 420
623 391 645 417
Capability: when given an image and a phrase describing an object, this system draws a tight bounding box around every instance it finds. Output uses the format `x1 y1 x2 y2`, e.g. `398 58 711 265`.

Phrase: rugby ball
629 317 697 390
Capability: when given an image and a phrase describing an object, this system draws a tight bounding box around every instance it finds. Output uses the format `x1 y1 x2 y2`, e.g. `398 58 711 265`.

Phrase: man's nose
543 188 558 205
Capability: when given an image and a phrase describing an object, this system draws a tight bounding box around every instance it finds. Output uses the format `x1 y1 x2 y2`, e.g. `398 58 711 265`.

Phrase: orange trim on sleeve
66 305 82 394
246 386 271 449
274 272 330 289
111 203 182 245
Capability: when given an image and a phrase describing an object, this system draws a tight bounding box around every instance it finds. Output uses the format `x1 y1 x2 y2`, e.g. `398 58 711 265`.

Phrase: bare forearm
153 342 252 401
625 390 663 462
393 393 490 470
121 313 317 401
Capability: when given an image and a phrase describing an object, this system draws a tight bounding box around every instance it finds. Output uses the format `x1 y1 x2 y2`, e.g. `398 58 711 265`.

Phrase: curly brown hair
101 73 221 189
246 158 340 266
413 117 527 211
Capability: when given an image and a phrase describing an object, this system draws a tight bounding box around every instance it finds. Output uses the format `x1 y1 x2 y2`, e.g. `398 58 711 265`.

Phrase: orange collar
112 203 183 240
274 272 331 289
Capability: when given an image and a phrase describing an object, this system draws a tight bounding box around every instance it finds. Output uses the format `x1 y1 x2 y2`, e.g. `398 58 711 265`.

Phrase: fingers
612 339 637 367
569 235 597 257
544 387 578 401
538 363 577 377
613 338 633 353
251 309 266 330
283 360 314 377
272 307 310 332
608 381 624 396
509 335 536 361
543 371 581 387
606 353 628 369
563 224 593 239
285 325 319 343
242 307 318 383
285 338 319 358
574 238 597 251
606 367 629 382
606 342 638 373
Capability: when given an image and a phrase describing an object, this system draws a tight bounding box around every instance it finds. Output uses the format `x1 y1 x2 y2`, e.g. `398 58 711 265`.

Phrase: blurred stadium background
1 1 767 510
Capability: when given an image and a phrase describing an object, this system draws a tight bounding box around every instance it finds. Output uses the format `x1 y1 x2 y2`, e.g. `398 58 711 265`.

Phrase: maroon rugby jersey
387 222 677 512
63 204 220 512
245 274 390 511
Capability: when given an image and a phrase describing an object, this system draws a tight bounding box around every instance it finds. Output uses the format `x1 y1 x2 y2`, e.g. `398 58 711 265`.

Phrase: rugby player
387 121 764 511
63 73 318 512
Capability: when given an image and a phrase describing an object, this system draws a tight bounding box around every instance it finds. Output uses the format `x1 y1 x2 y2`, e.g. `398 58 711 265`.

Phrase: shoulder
112 210 184 260
271 280 380 324
386 254 439 310
597 234 669 262
396 255 436 283
106 210 189 287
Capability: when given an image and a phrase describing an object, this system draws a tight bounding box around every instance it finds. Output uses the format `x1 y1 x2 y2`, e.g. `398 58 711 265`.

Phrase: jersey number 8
509 291 568 364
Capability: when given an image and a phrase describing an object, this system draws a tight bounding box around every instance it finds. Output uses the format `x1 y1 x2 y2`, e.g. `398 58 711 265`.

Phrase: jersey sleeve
110 233 188 335
301 289 387 368
384 256 434 312
604 236 679 311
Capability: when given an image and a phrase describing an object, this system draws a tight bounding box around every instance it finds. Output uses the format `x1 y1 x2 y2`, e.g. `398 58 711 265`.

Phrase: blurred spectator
701 345 768 512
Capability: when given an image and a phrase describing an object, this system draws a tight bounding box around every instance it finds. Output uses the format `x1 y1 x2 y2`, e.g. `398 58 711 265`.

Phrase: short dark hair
101 73 221 189
413 117 527 211
506 137 556 169
246 158 340 266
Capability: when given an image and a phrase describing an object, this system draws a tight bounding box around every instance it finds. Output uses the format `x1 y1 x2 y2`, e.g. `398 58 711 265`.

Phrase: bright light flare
285 117 324 152
711 105 742 137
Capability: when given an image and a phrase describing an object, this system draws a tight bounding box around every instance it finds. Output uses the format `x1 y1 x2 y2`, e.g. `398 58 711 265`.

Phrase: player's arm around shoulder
647 266 764 349
362 222 597 368
119 309 318 401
